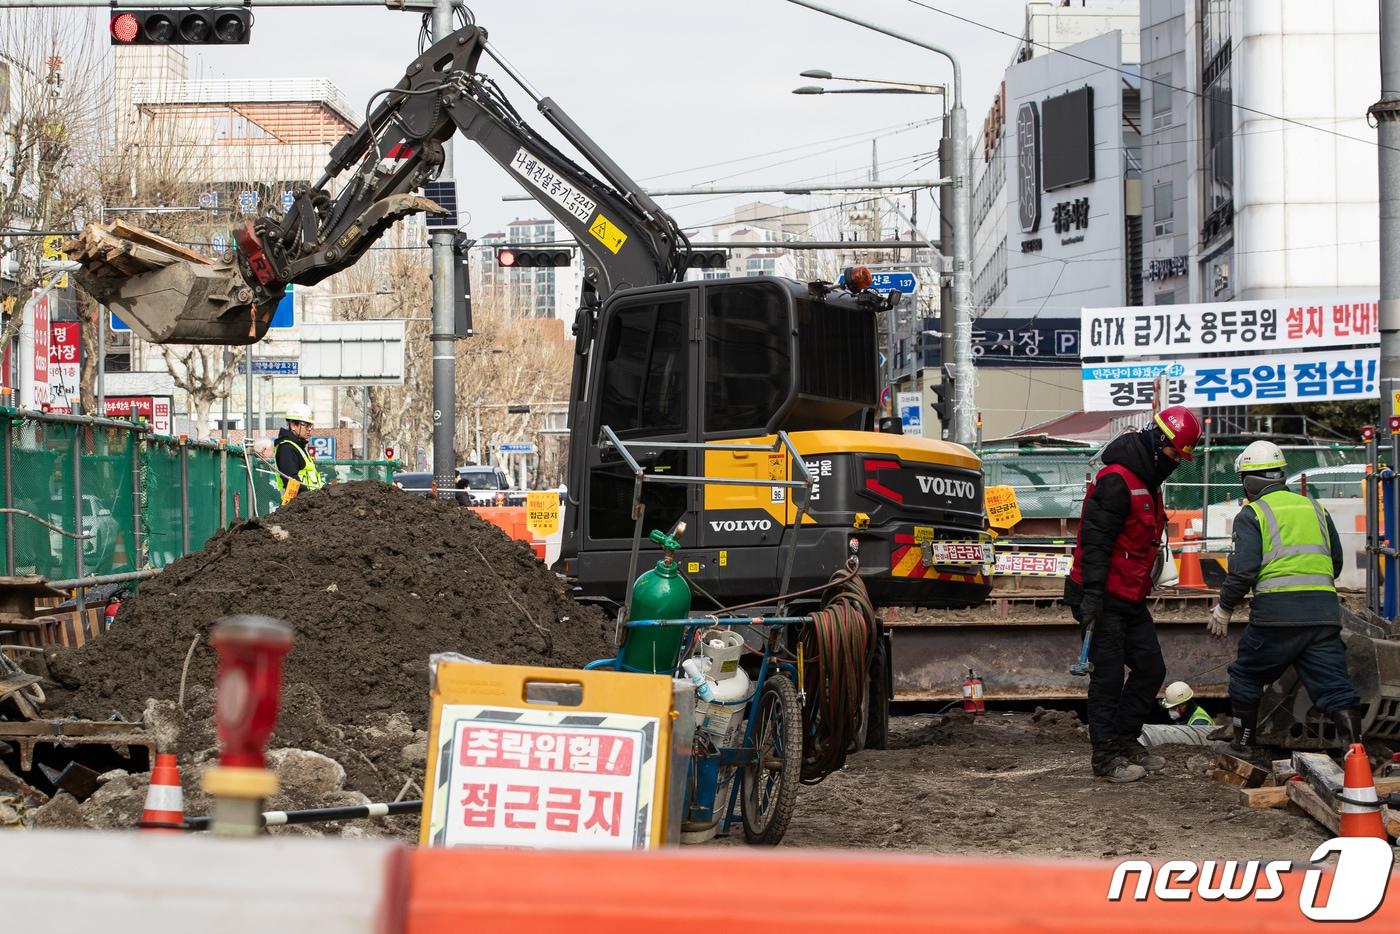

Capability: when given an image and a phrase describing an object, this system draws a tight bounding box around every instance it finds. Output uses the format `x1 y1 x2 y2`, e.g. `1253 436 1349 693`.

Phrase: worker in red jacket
1065 406 1202 783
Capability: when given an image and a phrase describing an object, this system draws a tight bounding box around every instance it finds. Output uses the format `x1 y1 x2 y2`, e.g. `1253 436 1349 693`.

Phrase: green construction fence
0 408 398 583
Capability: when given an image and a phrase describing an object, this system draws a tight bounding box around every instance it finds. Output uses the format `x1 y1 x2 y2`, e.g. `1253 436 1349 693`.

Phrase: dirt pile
38 482 615 805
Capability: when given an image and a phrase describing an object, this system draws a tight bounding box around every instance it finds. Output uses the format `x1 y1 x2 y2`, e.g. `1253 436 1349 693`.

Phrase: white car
1286 464 1366 499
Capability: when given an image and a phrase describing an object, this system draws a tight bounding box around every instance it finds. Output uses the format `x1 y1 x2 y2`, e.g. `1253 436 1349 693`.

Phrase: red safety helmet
1153 405 1202 461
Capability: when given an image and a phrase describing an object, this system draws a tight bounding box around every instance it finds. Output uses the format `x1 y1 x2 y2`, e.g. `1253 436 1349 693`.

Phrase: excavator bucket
65 222 271 345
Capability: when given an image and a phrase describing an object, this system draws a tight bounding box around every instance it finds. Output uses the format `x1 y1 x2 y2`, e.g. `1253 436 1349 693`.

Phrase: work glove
1077 591 1103 638
1207 603 1232 639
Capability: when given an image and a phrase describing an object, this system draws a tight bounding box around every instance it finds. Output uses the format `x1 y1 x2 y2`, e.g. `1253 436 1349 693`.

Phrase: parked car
80 495 120 574
1287 464 1366 499
392 471 434 495
455 465 523 506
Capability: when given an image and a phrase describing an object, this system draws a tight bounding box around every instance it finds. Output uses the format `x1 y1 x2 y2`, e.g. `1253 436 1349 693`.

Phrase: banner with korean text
1082 347 1379 412
1082 298 1377 358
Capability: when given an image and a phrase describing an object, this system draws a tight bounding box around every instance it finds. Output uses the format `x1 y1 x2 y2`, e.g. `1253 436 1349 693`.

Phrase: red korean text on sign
459 726 634 775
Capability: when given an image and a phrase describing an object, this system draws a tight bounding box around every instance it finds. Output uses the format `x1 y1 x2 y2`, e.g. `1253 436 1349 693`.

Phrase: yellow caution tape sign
525 491 560 538
985 485 1022 530
588 213 628 254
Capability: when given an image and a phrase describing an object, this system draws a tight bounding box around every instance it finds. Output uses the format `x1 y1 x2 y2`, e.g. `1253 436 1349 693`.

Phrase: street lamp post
791 76 946 406
787 0 974 446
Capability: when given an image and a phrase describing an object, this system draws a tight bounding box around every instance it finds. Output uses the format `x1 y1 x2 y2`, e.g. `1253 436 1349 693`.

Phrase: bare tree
0 12 108 353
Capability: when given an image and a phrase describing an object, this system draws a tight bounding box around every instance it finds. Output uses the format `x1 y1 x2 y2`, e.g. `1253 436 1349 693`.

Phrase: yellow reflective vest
275 439 325 496
1247 489 1336 596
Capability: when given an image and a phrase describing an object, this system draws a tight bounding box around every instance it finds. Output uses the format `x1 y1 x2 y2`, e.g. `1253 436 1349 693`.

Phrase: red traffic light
384 447 395 460
110 12 140 42
497 248 517 268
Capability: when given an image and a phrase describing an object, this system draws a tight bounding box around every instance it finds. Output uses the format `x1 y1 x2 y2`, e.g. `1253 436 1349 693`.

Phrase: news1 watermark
1109 837 1393 922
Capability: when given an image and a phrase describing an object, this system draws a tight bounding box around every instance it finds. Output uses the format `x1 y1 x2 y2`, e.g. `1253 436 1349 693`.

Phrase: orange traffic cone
1339 743 1386 840
138 753 185 832
1177 533 1206 590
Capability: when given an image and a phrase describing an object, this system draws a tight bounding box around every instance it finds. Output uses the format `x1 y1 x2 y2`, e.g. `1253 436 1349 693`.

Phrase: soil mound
44 481 614 734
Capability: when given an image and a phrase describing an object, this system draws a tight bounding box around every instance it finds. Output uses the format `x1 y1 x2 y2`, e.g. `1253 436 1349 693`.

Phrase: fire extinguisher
962 668 985 714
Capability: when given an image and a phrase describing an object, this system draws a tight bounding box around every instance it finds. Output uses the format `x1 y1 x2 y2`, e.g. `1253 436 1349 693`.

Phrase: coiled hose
799 571 876 784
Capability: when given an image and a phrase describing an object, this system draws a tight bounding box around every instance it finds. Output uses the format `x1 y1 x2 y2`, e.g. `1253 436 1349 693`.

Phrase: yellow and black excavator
71 22 991 619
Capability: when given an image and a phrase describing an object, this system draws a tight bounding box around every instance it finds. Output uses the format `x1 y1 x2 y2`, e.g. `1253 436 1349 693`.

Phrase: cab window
704 282 791 434
596 300 688 437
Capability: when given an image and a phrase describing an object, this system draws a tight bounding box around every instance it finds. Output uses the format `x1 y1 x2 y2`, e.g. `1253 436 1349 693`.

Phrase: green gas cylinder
620 526 692 674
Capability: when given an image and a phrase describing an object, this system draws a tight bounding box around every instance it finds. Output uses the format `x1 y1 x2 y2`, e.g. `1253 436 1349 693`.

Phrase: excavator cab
562 275 991 611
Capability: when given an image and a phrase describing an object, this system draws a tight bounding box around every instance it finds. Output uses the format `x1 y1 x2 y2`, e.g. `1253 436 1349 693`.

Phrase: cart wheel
741 674 802 845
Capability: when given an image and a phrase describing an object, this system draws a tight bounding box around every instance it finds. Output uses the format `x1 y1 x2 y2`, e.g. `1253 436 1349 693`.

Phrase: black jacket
274 427 311 487
1064 431 1164 608
1218 482 1343 626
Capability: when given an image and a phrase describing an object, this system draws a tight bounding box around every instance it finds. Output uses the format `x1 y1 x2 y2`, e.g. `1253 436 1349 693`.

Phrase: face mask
1168 706 1183 721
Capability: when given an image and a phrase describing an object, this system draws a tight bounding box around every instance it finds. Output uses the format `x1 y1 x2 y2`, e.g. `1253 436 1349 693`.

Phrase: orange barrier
472 506 529 543
1177 538 1207 590
401 847 1400 934
138 753 184 832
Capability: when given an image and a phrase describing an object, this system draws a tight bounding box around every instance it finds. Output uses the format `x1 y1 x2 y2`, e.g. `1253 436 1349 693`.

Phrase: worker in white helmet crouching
1137 680 1215 747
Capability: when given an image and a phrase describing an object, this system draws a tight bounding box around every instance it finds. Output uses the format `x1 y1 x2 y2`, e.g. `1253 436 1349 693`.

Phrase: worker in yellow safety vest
1136 680 1216 747
1208 440 1362 759
274 402 325 504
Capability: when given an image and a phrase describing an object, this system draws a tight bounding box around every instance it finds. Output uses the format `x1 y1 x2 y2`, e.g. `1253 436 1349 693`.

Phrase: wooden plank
1239 784 1290 808
109 219 211 266
1375 776 1400 796
1288 780 1341 835
1216 752 1270 788
1293 751 1346 803
1272 759 1296 784
1213 767 1248 788
1382 805 1400 839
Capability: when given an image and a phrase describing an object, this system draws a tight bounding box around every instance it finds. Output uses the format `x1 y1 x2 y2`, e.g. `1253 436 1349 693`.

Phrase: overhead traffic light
496 247 572 268
109 9 252 46
684 250 729 269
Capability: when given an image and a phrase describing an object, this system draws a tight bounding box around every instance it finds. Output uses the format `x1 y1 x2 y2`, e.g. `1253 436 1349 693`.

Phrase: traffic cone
1339 743 1387 840
1177 533 1206 590
138 753 185 832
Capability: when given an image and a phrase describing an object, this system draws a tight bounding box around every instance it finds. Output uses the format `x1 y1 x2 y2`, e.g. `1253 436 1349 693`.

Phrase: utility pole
429 0 457 496
1378 0 1400 437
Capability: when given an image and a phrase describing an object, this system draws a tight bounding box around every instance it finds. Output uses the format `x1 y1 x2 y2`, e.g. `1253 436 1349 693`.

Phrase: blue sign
110 311 130 332
238 190 258 215
271 286 295 329
869 271 919 294
309 435 336 459
281 190 295 214
499 441 536 454
837 270 920 294
240 359 300 377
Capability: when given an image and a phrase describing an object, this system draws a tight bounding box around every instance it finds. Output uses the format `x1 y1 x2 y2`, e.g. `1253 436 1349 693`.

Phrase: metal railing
596 427 815 622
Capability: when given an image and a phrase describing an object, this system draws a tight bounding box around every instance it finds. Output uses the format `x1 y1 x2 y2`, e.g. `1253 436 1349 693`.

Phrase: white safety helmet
285 402 314 426
1160 680 1194 708
1234 440 1286 474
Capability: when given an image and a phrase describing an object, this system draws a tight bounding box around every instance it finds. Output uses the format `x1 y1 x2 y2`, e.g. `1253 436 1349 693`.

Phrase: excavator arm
70 24 687 344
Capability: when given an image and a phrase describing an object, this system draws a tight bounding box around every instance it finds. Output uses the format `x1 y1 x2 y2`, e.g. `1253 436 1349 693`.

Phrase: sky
100 0 1029 240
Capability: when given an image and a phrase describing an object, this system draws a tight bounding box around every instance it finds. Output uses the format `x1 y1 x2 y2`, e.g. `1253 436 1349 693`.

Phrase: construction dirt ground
0 484 1351 858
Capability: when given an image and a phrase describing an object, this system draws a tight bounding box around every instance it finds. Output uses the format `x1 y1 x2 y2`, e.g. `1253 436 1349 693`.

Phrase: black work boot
1331 707 1365 751
1215 702 1264 762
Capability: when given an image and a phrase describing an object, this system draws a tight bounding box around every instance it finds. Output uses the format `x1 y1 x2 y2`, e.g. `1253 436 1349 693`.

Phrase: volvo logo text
709 519 773 532
917 476 976 499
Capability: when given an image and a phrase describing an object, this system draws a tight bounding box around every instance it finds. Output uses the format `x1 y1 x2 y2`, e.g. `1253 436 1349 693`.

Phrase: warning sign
435 707 656 850
588 213 628 254
985 485 1022 530
526 491 560 538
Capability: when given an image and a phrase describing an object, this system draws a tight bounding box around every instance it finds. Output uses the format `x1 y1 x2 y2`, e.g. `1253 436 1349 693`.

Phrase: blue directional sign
110 311 130 332
869 271 919 294
836 270 920 295
239 358 300 377
271 286 295 329
499 441 536 454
